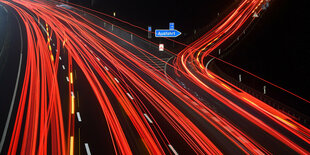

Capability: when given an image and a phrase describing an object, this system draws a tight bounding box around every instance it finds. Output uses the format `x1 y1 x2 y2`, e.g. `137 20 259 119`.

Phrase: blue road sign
155 29 181 38
148 26 152 32
169 22 174 30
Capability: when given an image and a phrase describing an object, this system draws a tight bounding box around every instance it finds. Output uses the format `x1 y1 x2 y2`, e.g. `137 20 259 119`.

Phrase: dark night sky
70 0 234 36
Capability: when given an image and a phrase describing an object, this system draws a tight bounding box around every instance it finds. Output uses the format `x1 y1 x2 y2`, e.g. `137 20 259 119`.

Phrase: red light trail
0 0 309 154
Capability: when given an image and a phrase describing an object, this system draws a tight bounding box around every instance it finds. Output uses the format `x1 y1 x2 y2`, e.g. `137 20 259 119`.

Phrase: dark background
68 0 310 107
68 0 234 37
222 0 310 102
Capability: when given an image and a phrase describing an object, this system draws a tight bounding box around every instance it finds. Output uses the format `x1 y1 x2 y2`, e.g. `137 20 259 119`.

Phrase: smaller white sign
159 44 164 51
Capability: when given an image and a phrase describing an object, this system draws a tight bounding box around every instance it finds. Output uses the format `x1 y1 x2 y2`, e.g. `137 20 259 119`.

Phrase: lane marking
143 113 153 124
126 93 134 100
39 20 48 34
168 144 178 155
62 65 65 70
0 11 24 152
59 56 62 60
205 57 215 78
0 5 8 13
76 112 82 122
0 54 23 152
163 56 176 87
84 143 91 155
104 66 109 71
114 77 119 83
66 76 69 82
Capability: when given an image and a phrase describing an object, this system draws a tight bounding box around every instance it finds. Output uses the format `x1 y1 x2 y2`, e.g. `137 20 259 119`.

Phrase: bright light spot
199 64 204 69
221 83 232 91
70 72 73 84
207 72 215 79
70 136 74 155
71 95 75 114
63 39 67 47
50 54 54 61
196 51 201 62
242 97 256 105
274 116 297 129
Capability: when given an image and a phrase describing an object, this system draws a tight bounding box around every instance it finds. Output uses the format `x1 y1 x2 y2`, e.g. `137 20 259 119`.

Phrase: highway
0 0 309 154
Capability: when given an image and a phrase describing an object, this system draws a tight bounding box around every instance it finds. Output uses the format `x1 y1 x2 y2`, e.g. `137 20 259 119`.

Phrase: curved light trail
0 0 309 154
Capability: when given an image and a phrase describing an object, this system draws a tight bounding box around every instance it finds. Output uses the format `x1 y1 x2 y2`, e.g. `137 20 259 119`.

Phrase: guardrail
207 49 310 128
203 0 310 128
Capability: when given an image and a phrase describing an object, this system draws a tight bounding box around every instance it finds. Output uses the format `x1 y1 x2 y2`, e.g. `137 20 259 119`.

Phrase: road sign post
253 12 259 18
169 22 174 30
159 44 164 51
155 29 181 38
148 26 152 39
155 22 181 38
